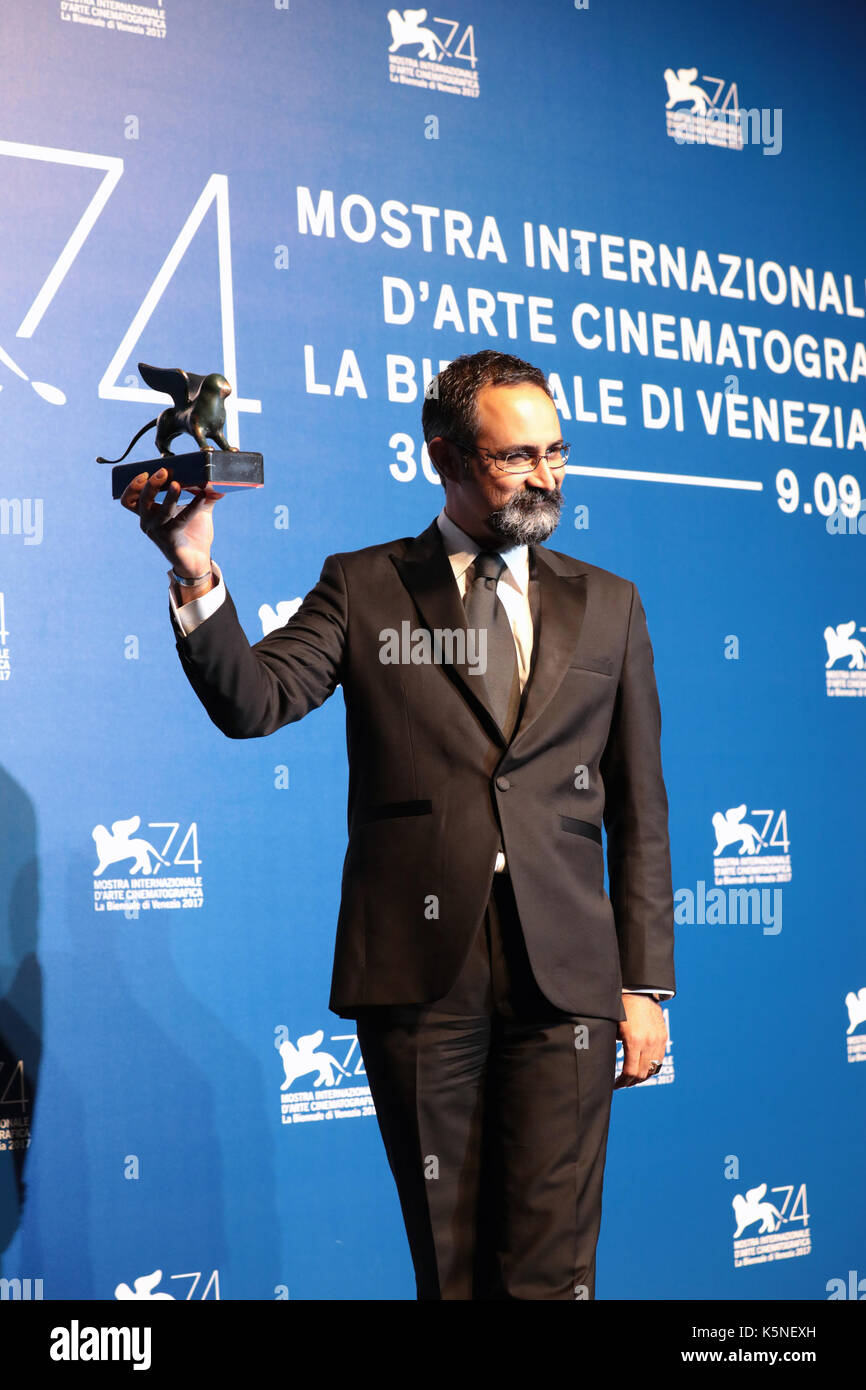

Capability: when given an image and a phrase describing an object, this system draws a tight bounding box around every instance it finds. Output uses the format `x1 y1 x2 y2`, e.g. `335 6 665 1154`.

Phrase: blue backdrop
1 0 864 1301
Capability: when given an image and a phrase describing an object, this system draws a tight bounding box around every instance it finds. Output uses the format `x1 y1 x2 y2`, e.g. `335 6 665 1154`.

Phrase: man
120 349 675 1300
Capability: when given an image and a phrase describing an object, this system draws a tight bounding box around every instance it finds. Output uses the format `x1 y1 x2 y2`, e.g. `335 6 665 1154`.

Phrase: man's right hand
120 467 225 602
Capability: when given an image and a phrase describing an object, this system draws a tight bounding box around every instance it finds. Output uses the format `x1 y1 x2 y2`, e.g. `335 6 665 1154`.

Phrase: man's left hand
614 994 668 1088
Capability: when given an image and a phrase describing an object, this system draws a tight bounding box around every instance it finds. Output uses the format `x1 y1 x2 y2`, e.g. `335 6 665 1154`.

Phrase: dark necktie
463 550 520 739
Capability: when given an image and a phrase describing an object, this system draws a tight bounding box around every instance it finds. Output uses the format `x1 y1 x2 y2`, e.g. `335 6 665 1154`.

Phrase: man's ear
427 436 460 485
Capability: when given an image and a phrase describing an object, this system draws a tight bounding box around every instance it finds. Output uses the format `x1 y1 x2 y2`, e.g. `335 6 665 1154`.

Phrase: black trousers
354 871 618 1300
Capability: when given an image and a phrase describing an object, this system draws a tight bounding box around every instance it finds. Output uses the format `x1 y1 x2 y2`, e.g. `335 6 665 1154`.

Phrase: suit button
495 776 510 791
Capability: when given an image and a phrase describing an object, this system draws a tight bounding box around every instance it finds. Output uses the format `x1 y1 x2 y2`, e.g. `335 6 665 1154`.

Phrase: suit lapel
514 547 587 745
390 520 588 748
390 521 504 742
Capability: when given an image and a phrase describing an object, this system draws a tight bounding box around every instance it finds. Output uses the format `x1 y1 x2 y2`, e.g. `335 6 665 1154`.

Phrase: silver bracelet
172 565 213 587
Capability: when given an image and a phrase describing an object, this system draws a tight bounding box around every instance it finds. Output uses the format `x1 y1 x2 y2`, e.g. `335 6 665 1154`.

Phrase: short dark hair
421 350 553 446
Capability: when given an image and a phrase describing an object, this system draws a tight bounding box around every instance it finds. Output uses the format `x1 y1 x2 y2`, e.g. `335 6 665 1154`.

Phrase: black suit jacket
175 518 675 1021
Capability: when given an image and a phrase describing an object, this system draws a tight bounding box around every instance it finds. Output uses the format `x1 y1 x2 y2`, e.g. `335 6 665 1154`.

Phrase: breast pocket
567 657 614 678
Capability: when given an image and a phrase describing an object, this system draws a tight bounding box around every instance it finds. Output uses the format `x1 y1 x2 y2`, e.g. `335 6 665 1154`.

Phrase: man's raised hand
119 466 225 584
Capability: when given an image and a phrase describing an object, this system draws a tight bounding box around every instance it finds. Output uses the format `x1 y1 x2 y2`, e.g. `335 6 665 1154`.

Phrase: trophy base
111 449 263 499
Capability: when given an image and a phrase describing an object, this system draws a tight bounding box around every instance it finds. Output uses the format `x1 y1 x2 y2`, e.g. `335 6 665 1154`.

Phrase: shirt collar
436 506 529 595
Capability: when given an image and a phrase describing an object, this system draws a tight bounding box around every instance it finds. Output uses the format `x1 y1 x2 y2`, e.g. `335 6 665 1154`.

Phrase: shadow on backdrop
0 765 41 1267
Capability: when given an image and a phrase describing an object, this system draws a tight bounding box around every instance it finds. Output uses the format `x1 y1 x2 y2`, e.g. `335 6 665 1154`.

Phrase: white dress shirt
167 509 670 999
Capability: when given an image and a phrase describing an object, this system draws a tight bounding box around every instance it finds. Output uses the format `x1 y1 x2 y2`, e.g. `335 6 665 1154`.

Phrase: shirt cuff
168 561 225 636
622 988 674 998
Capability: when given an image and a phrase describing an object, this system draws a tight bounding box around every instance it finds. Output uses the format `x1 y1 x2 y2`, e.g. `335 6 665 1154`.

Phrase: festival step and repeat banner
0 0 863 1301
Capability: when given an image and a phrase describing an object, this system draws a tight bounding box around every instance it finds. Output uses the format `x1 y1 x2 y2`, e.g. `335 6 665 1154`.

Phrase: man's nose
525 456 561 490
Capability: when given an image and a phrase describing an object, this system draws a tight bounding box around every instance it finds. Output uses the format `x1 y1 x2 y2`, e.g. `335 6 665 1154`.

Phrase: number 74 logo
0 139 260 444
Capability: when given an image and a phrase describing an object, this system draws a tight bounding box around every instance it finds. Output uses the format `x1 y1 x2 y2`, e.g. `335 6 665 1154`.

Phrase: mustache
508 486 563 506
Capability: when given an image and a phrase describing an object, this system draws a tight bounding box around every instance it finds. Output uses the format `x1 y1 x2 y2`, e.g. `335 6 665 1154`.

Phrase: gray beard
486 486 564 546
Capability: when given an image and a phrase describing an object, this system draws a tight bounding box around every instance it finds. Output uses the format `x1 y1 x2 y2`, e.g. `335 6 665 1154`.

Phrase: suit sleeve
173 553 347 738
599 583 676 996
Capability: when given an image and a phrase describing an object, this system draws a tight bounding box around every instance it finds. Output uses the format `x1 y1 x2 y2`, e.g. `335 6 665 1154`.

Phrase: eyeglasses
454 442 571 474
